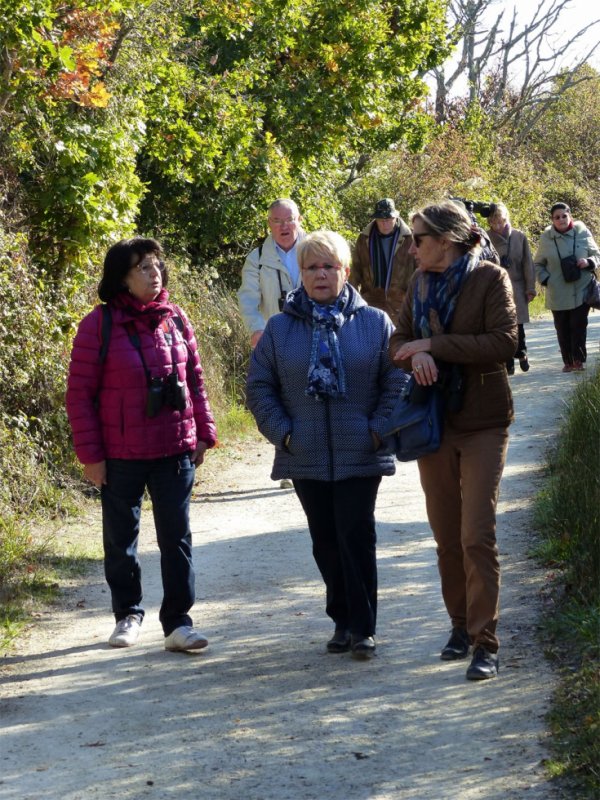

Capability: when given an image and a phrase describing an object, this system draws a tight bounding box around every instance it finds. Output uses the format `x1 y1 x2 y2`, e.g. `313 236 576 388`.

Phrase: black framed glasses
412 232 434 248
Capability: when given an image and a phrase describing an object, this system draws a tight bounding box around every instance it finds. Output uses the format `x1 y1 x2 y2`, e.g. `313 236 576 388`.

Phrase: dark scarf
284 284 355 400
413 253 477 337
369 224 401 289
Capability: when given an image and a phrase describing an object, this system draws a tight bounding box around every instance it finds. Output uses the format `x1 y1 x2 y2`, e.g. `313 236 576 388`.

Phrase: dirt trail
2 315 599 800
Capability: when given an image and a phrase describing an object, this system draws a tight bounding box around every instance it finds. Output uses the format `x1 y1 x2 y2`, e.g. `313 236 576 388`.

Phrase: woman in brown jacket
390 201 517 681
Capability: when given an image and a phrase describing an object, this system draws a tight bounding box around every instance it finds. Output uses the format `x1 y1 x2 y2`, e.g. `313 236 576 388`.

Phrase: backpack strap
169 308 200 397
98 304 112 364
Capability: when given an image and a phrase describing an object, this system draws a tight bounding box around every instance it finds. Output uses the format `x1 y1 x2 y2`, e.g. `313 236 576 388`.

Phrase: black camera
146 373 187 417
147 377 165 418
164 371 187 411
278 291 287 312
450 196 494 219
499 254 511 269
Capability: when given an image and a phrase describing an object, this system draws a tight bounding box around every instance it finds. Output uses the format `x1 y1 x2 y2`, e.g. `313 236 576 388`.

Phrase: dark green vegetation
0 0 599 786
534 368 600 797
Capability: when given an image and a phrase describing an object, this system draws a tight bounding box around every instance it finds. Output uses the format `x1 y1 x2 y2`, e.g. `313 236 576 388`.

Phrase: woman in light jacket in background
534 202 599 372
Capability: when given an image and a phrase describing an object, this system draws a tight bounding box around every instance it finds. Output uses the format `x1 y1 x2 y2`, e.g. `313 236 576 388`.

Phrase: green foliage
533 367 600 600
131 0 451 273
533 367 600 796
0 1 147 277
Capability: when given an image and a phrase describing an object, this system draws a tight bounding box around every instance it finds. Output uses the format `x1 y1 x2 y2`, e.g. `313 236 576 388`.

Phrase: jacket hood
283 282 366 321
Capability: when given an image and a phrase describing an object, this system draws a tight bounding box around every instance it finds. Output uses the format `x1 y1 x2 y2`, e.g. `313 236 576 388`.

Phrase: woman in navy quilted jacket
246 230 405 660
66 238 217 652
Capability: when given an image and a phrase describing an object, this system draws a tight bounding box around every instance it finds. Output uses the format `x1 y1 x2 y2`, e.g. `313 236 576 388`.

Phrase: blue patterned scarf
413 253 478 337
305 285 349 400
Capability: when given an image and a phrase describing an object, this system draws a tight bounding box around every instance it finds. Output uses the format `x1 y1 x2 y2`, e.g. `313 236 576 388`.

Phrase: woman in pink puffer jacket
66 237 217 653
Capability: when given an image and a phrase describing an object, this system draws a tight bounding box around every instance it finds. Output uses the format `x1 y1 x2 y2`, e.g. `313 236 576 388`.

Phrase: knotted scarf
413 253 478 337
305 285 349 400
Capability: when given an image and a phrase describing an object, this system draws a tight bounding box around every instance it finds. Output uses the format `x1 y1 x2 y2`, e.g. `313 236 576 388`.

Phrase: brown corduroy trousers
417 426 509 653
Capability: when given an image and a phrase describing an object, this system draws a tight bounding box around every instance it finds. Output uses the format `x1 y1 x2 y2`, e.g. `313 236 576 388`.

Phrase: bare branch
430 0 600 132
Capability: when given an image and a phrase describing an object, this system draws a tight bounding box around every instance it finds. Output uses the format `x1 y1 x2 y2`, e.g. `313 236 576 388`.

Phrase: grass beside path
534 364 600 797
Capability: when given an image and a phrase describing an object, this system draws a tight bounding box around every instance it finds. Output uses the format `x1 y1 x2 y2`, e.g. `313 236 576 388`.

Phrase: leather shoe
466 646 499 680
351 635 376 660
519 355 530 372
440 627 470 660
327 629 351 653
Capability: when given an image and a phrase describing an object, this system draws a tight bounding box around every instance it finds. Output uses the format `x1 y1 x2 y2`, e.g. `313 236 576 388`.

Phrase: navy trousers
101 453 196 636
293 476 381 638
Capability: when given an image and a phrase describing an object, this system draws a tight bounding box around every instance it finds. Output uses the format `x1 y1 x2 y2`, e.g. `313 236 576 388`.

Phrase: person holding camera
66 238 217 651
487 203 536 374
390 201 517 681
534 202 600 372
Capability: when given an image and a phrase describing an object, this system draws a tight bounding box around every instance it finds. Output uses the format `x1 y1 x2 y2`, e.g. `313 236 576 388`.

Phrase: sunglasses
412 232 434 248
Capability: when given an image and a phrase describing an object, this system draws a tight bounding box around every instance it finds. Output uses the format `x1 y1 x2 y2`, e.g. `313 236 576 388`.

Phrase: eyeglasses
412 232 434 247
269 217 298 226
135 259 165 274
301 263 342 273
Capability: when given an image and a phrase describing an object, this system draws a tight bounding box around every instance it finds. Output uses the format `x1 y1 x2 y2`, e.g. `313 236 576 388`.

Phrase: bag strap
553 230 576 260
98 304 112 364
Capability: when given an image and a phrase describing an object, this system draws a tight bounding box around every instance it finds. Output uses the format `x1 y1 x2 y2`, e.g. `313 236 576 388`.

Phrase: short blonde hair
297 230 351 270
489 202 510 225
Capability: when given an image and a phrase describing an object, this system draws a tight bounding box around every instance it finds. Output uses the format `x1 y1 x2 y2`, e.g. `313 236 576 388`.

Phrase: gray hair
267 198 300 219
297 230 351 270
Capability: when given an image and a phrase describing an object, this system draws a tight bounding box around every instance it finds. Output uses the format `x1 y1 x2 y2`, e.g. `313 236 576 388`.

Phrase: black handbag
554 235 580 283
584 275 600 310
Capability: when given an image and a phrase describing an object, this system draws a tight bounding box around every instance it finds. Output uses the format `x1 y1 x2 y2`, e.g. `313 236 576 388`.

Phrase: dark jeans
506 324 527 371
293 476 381 638
552 304 590 365
101 453 196 636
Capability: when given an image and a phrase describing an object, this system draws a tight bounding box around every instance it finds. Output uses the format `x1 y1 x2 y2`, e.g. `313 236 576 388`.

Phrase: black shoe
440 627 470 660
350 635 376 660
327 629 351 654
466 646 499 680
519 355 530 372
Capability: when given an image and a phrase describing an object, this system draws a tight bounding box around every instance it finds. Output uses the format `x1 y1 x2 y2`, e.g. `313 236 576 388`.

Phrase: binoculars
146 373 187 418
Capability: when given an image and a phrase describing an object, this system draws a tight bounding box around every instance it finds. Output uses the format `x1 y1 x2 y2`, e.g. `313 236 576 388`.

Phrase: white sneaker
108 615 142 647
280 478 293 489
164 625 208 652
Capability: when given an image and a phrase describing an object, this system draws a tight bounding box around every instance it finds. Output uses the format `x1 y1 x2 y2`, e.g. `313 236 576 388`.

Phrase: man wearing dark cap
349 198 415 325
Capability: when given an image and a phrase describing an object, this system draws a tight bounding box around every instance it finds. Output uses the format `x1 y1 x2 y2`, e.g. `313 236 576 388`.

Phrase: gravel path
2 314 599 800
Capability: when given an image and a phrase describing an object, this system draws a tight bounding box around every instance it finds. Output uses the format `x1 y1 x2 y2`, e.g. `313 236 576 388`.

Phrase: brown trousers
417 426 509 652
